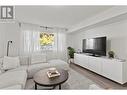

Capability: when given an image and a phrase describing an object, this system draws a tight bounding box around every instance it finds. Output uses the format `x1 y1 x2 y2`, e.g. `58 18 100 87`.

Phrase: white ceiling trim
68 6 127 33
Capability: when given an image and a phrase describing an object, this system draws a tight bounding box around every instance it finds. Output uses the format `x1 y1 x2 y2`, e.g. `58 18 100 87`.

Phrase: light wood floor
69 63 127 89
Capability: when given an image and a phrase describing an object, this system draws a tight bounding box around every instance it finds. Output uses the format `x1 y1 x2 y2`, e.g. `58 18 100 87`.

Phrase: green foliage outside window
40 33 54 46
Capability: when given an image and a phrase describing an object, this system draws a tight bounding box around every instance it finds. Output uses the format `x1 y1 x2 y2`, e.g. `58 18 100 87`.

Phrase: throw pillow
3 56 20 70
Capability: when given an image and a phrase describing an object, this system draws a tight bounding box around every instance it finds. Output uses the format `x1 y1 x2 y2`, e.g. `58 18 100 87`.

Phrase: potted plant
67 47 75 63
108 51 115 58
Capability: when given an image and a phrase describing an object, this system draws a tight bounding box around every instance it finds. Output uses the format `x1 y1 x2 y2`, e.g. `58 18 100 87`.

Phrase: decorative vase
69 58 74 63
109 54 114 58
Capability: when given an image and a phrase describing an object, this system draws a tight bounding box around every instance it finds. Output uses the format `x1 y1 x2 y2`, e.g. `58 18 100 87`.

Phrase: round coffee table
33 69 68 90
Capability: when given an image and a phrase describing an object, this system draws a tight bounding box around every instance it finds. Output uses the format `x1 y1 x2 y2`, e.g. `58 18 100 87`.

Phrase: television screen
82 37 106 56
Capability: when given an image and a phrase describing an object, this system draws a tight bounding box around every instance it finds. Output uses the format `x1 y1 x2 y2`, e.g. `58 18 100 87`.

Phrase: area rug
25 68 103 90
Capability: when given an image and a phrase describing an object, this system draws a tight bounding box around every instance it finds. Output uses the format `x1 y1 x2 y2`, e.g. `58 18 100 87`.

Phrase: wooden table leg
35 83 37 90
59 84 61 90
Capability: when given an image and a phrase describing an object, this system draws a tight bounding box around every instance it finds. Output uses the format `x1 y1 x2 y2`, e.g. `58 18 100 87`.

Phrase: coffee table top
33 69 68 87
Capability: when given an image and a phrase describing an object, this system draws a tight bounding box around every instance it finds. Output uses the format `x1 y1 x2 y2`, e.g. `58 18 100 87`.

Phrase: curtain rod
16 20 68 31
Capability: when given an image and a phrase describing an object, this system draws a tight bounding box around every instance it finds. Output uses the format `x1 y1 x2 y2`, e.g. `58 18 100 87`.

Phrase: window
40 32 55 50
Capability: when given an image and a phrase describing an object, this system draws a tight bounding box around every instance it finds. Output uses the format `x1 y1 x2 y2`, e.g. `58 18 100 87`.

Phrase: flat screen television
82 37 106 56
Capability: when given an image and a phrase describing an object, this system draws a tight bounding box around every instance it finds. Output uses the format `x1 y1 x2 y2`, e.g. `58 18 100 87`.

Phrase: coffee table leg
52 86 56 89
35 83 37 90
59 84 61 90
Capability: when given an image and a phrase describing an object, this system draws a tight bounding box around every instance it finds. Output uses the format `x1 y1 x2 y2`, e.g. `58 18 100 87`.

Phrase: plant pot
109 54 114 58
69 58 74 63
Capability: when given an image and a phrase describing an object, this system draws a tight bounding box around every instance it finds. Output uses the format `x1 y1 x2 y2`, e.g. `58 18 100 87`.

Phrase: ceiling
15 6 113 29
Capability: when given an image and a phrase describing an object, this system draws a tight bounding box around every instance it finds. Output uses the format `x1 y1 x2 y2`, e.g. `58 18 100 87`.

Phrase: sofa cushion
8 65 28 73
31 54 46 65
0 70 27 89
19 56 29 66
48 59 69 70
3 56 20 70
48 59 67 64
27 63 49 78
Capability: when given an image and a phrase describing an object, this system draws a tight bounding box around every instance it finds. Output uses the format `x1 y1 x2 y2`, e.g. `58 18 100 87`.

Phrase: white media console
74 53 127 84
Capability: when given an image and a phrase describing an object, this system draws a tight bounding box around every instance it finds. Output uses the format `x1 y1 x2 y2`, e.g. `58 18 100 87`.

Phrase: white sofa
0 56 69 89
0 70 27 89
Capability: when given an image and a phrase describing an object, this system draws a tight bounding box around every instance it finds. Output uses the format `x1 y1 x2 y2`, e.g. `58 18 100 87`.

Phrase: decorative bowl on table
47 68 60 78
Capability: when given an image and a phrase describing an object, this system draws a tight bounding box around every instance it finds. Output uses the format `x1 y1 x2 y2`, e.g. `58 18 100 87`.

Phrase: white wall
0 22 20 57
67 34 74 48
4 23 20 56
68 19 127 60
0 23 5 57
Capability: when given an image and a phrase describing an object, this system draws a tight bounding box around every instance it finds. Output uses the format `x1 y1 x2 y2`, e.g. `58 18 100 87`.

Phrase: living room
1 5 127 90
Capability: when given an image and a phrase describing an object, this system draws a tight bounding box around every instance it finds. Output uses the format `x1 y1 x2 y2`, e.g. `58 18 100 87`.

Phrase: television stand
74 53 127 84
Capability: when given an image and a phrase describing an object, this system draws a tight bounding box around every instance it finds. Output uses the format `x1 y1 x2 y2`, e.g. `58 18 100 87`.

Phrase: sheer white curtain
45 28 67 61
57 29 67 61
20 23 67 61
20 23 41 56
